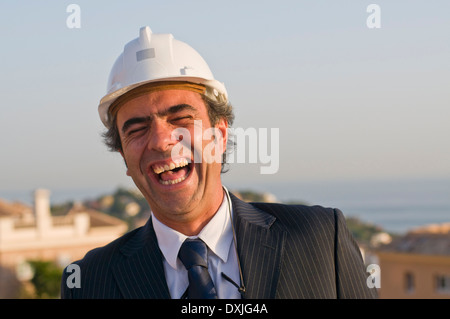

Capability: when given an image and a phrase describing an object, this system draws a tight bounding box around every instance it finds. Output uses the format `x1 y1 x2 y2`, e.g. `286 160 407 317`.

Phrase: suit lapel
230 193 286 299
112 218 171 299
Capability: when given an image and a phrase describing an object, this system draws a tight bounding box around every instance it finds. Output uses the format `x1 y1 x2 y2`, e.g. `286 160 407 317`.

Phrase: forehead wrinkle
159 104 198 117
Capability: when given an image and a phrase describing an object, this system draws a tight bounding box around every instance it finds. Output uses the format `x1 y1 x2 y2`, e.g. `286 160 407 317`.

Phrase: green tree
28 260 62 299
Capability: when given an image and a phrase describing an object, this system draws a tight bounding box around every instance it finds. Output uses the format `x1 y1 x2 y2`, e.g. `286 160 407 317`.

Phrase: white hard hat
98 26 228 127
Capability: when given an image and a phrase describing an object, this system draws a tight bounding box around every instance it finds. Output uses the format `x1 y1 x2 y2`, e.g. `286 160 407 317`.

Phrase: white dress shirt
151 187 241 299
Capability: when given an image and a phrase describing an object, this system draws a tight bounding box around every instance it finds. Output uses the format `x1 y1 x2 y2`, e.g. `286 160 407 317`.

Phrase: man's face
116 89 228 230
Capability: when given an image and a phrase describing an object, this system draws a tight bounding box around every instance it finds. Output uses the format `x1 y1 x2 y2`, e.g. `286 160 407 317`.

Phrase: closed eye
128 126 147 135
171 115 193 125
122 116 151 136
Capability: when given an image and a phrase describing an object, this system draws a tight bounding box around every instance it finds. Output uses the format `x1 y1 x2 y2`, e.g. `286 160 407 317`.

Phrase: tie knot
178 238 208 270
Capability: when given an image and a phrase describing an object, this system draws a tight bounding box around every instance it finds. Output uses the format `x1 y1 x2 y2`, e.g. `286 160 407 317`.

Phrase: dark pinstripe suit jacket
61 192 378 299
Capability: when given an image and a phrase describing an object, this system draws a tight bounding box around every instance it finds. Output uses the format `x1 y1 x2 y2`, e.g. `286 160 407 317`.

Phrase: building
0 189 127 298
376 223 450 299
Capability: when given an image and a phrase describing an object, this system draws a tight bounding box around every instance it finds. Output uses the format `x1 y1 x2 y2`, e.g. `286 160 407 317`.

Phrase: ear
118 149 131 176
215 118 228 155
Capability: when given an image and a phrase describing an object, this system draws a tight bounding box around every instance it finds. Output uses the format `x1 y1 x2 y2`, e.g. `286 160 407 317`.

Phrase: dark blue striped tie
178 238 218 299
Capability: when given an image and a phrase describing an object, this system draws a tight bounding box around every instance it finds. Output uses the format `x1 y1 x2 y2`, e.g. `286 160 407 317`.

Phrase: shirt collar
151 187 234 270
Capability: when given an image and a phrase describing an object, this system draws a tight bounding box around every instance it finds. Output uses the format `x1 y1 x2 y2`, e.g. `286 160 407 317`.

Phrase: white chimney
34 188 52 236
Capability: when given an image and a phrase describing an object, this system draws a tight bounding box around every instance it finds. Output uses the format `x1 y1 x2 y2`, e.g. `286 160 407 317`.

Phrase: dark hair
101 93 235 173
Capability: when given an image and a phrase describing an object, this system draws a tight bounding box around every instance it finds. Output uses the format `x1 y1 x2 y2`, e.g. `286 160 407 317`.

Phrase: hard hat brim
98 76 227 128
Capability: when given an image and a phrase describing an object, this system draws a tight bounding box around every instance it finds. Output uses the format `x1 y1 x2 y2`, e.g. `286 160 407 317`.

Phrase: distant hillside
345 216 385 246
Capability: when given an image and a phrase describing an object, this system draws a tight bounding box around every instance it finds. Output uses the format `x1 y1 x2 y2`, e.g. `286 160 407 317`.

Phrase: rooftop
378 223 450 256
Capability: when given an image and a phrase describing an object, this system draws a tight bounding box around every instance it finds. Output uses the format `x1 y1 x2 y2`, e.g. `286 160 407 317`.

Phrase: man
61 26 377 299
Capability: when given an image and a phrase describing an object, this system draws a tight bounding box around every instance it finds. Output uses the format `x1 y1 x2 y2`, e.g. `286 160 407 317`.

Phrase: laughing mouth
151 158 191 185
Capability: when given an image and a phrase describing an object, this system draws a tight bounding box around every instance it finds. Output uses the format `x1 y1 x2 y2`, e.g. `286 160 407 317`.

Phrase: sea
2 178 449 235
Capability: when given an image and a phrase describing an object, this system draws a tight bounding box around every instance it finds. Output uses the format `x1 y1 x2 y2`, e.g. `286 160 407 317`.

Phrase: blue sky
1 1 449 196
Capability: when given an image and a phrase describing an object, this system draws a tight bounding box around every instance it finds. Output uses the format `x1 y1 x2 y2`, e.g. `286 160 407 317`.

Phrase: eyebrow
121 104 198 134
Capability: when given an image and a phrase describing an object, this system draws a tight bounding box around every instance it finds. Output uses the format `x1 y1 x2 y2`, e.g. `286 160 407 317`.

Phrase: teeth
152 158 189 174
159 174 188 185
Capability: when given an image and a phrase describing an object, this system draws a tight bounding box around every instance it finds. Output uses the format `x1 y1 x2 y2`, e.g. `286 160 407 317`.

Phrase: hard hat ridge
138 25 152 46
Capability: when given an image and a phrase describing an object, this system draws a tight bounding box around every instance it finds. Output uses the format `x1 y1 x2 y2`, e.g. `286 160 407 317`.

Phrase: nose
147 119 177 153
